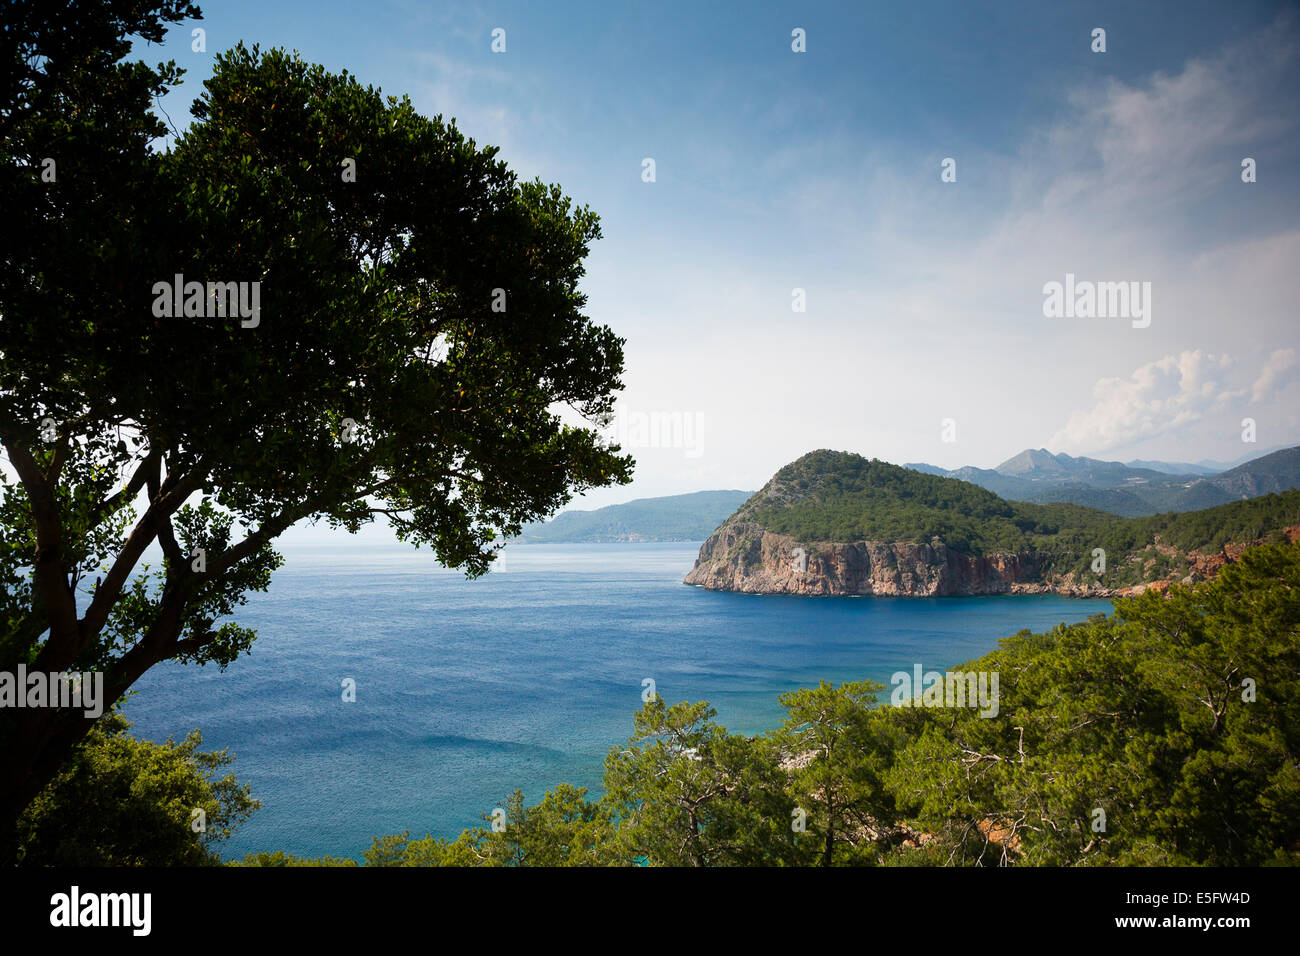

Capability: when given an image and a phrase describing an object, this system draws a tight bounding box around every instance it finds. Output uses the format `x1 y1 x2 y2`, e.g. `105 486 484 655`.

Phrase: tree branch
64 469 202 670
2 435 79 653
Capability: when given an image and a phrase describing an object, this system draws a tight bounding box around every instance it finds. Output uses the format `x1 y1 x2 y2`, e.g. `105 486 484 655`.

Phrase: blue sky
144 1 1300 510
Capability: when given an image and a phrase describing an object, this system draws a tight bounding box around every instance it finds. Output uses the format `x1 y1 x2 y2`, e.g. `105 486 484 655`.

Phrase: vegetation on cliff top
725 450 1300 583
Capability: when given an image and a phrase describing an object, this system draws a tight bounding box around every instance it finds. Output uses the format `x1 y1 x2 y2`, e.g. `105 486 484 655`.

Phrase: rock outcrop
685 521 1133 597
683 520 1299 598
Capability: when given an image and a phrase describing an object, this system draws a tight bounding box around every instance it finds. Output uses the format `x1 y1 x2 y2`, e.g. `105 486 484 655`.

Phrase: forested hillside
723 450 1300 585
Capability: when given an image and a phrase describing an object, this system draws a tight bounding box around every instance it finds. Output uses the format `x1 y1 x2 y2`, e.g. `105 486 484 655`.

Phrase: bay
122 541 1111 861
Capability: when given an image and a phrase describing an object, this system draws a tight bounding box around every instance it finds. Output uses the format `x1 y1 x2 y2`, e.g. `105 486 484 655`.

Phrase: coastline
681 521 1259 598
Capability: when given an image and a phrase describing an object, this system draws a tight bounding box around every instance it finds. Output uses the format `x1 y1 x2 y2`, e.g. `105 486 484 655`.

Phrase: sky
141 0 1300 514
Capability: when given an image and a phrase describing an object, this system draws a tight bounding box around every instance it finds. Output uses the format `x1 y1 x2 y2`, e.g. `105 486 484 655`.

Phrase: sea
121 541 1112 861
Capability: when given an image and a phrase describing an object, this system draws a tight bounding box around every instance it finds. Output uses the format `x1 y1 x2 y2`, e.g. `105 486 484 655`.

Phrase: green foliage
776 680 899 865
16 711 259 866
880 542 1300 865
602 698 803 866
231 850 358 867
744 450 1058 552
361 784 618 867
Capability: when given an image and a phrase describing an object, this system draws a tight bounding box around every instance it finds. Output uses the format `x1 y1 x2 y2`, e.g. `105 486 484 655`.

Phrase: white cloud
1046 349 1299 454
1252 348 1297 402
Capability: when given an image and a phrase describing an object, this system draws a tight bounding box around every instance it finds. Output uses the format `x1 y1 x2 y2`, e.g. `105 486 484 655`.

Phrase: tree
16 709 258 866
1115 544 1300 864
0 6 631 859
494 783 616 867
882 543 1300 866
363 784 618 866
776 679 897 865
602 698 800 866
232 850 358 867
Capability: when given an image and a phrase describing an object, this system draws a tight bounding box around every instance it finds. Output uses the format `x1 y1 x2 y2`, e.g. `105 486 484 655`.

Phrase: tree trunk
688 807 705 867
823 797 834 867
0 707 100 864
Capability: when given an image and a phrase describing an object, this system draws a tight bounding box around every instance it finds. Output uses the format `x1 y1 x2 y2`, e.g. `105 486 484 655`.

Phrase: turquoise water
121 542 1111 860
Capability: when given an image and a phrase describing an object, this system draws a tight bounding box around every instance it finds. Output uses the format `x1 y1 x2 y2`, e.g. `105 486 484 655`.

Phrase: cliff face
684 521 1148 598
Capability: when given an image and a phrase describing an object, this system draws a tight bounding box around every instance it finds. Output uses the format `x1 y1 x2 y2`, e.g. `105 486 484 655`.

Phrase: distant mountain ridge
1123 459 1220 476
517 490 753 543
1126 445 1292 474
902 445 1300 517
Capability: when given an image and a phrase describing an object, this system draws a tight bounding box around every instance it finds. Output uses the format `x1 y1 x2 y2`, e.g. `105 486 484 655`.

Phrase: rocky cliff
685 520 1300 598
684 521 1136 597
691 522 1300 598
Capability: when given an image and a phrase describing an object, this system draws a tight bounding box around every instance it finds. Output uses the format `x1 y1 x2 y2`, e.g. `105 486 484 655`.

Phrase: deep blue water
121 542 1111 861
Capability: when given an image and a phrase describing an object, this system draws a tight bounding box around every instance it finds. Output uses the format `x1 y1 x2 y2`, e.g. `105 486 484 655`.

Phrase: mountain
995 448 1073 478
994 449 1178 485
685 450 1300 597
517 490 753 543
1191 444 1292 471
1124 459 1221 476
901 462 949 477
1212 446 1300 497
903 445 1300 517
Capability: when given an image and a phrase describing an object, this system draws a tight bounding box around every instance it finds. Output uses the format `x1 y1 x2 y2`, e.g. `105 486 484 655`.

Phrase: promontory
684 450 1300 597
